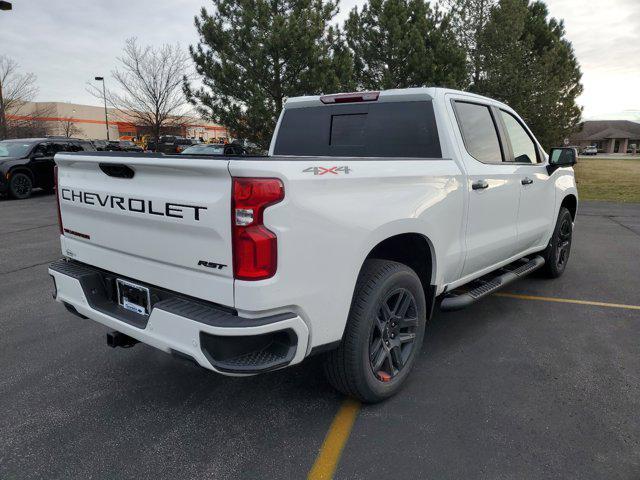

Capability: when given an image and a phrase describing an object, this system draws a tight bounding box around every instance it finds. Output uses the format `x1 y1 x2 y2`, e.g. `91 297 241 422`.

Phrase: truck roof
284 87 511 111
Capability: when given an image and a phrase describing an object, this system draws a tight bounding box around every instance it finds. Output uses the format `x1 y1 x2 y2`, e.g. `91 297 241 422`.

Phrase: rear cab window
452 101 504 164
273 101 441 158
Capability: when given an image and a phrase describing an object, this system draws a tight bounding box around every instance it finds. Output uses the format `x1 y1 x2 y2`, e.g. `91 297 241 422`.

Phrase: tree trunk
154 124 160 152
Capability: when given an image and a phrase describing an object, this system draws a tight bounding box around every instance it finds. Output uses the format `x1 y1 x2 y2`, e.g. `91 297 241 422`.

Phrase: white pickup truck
49 88 578 402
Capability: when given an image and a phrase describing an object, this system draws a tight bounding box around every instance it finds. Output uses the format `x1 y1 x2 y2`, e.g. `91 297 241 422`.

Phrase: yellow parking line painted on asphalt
308 293 639 479
494 292 640 310
308 397 361 480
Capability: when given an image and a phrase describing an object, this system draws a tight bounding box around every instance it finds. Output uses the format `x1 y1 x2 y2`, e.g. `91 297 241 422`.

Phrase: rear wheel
542 207 573 278
9 172 33 199
324 259 427 403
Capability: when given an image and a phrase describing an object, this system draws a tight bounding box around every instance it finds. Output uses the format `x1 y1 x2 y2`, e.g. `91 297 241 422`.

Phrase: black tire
9 172 33 199
324 259 427 403
542 207 573 278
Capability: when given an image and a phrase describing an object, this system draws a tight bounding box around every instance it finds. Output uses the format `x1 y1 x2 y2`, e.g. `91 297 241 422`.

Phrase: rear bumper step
440 255 545 311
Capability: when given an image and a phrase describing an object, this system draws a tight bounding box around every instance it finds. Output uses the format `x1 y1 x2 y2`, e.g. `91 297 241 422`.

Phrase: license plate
116 279 151 316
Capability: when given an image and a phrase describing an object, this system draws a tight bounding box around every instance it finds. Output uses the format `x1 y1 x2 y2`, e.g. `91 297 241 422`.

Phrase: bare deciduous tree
58 117 83 138
89 38 194 145
0 55 39 139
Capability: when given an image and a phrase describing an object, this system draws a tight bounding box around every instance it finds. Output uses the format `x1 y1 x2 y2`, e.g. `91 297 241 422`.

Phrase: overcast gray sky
1 0 639 119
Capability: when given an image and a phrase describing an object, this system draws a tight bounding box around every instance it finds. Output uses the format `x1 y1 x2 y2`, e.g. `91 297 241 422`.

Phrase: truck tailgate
55 153 234 306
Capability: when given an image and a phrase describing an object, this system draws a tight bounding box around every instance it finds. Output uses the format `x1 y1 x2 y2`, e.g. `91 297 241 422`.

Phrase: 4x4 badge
303 166 351 175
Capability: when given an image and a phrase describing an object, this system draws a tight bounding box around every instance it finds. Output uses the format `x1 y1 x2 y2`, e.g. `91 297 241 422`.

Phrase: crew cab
48 88 578 402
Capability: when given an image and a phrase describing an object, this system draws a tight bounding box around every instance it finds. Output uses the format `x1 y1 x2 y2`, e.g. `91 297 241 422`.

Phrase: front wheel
324 259 427 403
542 207 573 278
9 172 33 199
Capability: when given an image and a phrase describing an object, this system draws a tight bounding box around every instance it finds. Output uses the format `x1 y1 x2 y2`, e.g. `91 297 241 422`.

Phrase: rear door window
274 101 441 158
453 101 503 164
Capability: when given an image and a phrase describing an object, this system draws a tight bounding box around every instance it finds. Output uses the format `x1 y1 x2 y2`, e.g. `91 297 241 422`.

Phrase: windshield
181 145 225 155
0 141 35 158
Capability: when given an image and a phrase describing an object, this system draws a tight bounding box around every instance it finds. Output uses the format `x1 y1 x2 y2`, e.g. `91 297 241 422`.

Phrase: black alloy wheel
556 215 572 270
324 259 427 403
369 288 418 382
542 206 573 278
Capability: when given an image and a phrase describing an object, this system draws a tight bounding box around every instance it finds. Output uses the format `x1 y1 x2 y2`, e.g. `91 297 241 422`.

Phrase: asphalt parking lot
1 192 639 479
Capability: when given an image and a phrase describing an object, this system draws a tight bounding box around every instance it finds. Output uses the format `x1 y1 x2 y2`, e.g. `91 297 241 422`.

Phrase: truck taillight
232 178 284 280
54 165 63 235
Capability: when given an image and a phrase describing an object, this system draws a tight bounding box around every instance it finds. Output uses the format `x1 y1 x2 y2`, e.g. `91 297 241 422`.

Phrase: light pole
0 2 13 139
94 76 110 140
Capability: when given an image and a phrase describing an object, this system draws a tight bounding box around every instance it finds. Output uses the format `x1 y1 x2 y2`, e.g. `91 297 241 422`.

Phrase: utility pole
94 76 110 140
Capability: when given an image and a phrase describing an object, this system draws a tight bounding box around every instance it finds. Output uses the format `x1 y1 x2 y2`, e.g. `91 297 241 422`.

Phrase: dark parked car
180 143 247 156
117 140 143 152
0 137 95 199
153 136 197 154
103 140 126 151
92 139 109 151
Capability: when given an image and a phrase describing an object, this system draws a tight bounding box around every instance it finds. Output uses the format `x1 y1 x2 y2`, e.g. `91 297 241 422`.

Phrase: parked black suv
0 137 96 199
91 139 109 151
103 140 143 152
147 136 198 154
117 140 143 152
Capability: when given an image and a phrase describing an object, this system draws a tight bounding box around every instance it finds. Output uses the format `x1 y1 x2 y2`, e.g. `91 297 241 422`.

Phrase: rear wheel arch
362 232 436 311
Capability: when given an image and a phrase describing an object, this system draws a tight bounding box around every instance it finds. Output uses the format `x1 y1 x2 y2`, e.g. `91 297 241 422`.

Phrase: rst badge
303 166 351 175
197 260 227 270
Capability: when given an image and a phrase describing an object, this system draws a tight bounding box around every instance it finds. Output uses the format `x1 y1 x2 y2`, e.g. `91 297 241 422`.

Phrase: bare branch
0 55 39 139
88 38 195 142
5 103 56 138
58 117 83 138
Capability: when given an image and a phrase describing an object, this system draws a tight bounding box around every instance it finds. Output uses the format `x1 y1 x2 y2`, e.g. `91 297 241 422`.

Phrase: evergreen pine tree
344 0 468 90
474 0 583 148
186 0 352 148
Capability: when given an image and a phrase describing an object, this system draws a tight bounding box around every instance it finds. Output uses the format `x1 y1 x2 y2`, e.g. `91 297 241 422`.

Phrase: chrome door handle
521 177 534 185
472 180 489 190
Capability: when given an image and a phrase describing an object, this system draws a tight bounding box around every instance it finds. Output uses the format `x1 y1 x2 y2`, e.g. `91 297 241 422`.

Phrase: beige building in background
569 120 640 154
7 101 229 141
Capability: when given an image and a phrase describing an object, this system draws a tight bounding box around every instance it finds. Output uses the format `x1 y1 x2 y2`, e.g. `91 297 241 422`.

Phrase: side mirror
548 147 576 174
549 147 577 167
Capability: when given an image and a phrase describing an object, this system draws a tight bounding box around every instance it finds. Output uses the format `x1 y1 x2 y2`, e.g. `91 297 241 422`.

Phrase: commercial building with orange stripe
6 101 229 141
